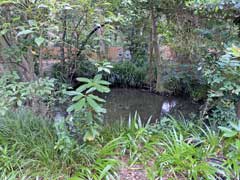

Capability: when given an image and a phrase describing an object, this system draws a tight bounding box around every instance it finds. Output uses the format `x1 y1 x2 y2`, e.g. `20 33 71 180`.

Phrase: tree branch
76 22 110 57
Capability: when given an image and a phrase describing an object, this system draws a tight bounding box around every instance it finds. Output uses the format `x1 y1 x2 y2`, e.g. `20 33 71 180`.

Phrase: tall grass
0 110 120 179
0 110 238 179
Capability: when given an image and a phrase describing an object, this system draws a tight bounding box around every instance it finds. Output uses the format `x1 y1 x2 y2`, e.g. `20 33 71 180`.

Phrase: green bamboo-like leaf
95 84 110 93
89 94 106 102
87 96 106 113
230 122 240 131
76 83 92 92
99 165 113 179
94 74 102 81
76 77 91 83
66 104 75 113
98 80 111 85
86 87 96 94
72 94 84 101
66 91 80 96
67 98 85 112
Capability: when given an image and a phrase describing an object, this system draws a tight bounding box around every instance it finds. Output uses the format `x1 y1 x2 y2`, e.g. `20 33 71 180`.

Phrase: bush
202 44 240 121
52 60 97 84
104 61 148 88
163 64 208 100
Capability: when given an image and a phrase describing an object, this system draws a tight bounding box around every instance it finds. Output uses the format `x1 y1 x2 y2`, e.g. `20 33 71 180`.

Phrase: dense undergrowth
52 60 207 101
0 110 239 180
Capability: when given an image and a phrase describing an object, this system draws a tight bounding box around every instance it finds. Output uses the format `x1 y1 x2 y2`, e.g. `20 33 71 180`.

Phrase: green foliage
67 63 112 141
52 60 97 83
163 64 208 100
118 113 156 164
95 61 113 74
155 129 218 179
0 110 121 179
105 61 148 88
203 44 240 121
0 72 67 116
219 122 240 179
0 110 240 179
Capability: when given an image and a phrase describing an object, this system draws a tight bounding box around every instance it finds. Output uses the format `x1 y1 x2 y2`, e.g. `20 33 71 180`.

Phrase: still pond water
103 88 200 122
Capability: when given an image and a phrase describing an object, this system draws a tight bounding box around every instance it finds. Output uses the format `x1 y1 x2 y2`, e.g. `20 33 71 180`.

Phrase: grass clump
0 110 239 180
0 110 120 179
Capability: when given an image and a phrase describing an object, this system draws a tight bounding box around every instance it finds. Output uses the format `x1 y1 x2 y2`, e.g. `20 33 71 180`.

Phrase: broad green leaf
76 77 91 83
87 96 106 113
98 80 111 85
94 74 102 81
67 105 74 113
89 94 105 102
76 83 92 92
72 94 84 101
86 87 96 94
35 37 45 47
17 30 34 37
67 98 85 112
65 91 80 96
73 98 86 111
0 29 7 35
95 84 110 93
219 126 238 137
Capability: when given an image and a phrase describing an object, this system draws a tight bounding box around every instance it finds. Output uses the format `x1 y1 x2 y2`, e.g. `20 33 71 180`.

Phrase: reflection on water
103 88 199 122
161 100 177 115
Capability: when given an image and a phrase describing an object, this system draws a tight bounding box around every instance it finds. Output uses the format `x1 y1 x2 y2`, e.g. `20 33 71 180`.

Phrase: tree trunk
148 14 155 90
39 48 44 77
60 10 67 69
237 101 240 120
152 8 165 93
98 26 106 60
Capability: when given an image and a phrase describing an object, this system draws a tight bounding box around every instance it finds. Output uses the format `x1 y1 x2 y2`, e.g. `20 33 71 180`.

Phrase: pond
103 88 200 122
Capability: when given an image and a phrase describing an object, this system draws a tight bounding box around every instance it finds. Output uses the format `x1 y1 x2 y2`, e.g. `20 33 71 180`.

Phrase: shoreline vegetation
0 0 240 179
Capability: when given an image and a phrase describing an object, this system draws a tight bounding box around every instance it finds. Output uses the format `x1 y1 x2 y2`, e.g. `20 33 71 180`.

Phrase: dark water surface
103 88 200 122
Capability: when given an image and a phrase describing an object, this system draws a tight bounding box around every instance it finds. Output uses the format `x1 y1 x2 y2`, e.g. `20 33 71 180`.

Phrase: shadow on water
103 88 200 123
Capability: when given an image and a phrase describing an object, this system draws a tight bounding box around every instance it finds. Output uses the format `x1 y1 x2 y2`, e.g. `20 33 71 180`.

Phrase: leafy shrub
52 60 97 84
0 72 67 116
202 44 240 121
53 60 148 88
66 62 112 142
104 61 148 88
163 64 208 100
67 75 111 141
219 122 240 179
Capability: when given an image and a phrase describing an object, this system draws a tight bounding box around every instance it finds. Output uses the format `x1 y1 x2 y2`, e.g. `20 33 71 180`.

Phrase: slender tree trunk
39 48 43 77
152 8 165 93
21 47 37 81
237 101 240 120
98 26 106 60
60 10 67 69
148 14 155 90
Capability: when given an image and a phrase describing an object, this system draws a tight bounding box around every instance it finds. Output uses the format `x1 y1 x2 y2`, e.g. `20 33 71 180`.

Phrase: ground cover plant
0 0 240 179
